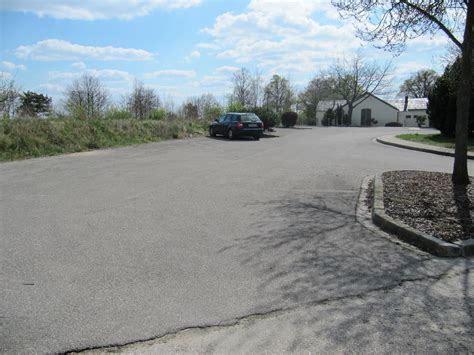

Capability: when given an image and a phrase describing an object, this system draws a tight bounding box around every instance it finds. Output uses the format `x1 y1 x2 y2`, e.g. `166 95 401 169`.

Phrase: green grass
396 133 474 152
0 117 208 161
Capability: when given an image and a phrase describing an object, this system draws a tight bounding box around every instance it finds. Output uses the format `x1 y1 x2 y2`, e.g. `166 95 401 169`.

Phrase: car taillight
236 122 243 129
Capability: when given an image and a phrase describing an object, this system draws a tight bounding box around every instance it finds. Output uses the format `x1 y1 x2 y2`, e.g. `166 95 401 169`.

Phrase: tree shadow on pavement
215 190 473 352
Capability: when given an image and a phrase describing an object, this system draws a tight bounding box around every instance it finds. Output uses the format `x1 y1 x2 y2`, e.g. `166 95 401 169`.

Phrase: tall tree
399 69 439 98
0 74 19 118
232 68 253 108
299 76 336 125
127 80 160 120
264 74 294 114
328 54 391 125
18 91 52 117
332 0 472 184
65 74 108 119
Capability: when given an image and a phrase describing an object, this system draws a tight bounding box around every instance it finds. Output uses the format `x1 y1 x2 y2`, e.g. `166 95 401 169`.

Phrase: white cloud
16 39 154 61
143 70 196 79
71 61 86 69
203 0 364 74
1 61 27 71
48 69 134 82
196 42 220 50
38 83 65 94
1 0 202 20
185 50 201 62
214 66 240 74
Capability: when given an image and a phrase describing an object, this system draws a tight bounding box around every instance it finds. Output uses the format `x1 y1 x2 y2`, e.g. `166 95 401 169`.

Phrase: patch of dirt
383 171 473 242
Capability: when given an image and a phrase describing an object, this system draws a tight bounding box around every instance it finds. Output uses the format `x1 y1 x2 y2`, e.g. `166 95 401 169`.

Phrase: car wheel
228 129 234 140
254 135 260 140
209 127 216 137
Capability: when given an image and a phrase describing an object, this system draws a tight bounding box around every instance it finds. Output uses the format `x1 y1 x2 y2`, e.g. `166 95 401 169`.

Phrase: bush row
0 117 208 161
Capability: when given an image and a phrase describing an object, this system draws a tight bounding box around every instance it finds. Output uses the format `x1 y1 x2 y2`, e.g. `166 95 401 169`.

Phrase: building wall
398 109 430 127
345 96 398 127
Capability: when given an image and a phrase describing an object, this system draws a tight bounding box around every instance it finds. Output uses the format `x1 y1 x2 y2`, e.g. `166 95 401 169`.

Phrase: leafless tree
264 74 294 114
0 74 20 118
65 74 108 119
328 54 392 125
249 69 264 108
127 80 160 120
331 0 471 184
232 68 253 108
399 69 439 98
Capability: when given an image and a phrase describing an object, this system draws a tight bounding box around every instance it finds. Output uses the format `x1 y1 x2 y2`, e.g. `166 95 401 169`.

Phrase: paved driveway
1 127 473 353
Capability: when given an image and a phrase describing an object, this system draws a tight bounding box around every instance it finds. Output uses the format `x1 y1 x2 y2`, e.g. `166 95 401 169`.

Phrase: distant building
315 93 429 127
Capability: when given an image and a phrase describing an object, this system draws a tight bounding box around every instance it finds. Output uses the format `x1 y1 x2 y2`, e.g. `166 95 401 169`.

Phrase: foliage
385 122 403 127
182 102 199 119
0 74 19 118
264 75 294 115
322 108 335 126
251 106 279 129
65 74 109 120
428 58 474 137
281 111 298 128
127 80 160 120
227 101 245 113
399 69 438 98
18 91 52 117
299 77 335 124
415 115 427 127
335 105 349 126
0 117 208 161
148 108 166 120
104 108 133 120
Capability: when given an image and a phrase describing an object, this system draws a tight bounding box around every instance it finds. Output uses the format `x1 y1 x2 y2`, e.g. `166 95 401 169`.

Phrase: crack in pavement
70 266 473 354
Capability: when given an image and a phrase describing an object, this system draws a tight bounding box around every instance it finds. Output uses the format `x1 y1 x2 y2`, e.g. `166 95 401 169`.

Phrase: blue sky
0 0 453 107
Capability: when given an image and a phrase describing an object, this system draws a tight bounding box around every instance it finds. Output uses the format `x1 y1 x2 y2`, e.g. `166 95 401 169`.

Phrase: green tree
264 75 294 115
299 77 335 125
332 0 472 184
428 58 473 137
399 69 439 98
18 91 52 117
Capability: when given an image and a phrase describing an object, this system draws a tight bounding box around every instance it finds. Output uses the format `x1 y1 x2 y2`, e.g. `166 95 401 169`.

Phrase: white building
315 93 429 127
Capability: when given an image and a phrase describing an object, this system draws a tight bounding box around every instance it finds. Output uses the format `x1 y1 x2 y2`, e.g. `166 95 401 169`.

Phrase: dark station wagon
209 112 264 140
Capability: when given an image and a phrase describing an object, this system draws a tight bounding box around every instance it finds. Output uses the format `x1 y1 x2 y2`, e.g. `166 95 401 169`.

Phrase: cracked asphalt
1 127 473 353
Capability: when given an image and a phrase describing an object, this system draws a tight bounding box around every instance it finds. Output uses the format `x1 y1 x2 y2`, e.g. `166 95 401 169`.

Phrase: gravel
382 171 473 242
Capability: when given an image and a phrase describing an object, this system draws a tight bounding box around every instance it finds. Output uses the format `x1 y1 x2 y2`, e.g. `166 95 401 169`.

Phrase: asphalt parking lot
1 127 473 353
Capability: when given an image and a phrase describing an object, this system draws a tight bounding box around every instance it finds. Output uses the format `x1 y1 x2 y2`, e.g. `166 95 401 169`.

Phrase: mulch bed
382 171 473 242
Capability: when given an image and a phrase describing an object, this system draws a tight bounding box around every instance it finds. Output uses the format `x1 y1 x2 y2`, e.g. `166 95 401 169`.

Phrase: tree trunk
347 103 353 126
452 1 473 185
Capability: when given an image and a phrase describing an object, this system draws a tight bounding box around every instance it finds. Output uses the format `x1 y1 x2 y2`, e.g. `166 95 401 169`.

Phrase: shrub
104 108 132 120
281 111 298 128
385 122 403 127
251 107 278 130
148 108 166 120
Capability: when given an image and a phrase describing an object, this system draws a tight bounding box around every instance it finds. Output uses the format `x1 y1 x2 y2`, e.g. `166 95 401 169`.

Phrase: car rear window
239 114 260 122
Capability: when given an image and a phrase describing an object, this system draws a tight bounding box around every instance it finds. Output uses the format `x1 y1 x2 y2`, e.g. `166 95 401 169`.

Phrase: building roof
316 95 428 112
385 98 428 111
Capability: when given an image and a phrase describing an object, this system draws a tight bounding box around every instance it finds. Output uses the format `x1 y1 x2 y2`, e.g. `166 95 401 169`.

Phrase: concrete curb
376 135 474 160
371 174 473 257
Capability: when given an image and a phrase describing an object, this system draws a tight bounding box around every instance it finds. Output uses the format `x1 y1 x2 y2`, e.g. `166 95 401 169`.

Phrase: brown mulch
382 171 474 242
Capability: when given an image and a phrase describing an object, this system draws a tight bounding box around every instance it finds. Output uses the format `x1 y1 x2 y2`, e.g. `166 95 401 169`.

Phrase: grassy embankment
0 118 208 161
397 133 474 152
